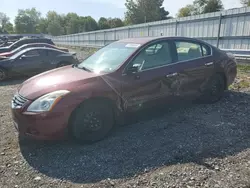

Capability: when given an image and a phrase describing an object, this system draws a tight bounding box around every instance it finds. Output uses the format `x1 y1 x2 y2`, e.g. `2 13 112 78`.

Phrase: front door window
128 41 173 71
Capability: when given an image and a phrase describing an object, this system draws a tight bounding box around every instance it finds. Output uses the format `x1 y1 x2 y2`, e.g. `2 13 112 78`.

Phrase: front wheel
70 101 114 144
199 74 225 104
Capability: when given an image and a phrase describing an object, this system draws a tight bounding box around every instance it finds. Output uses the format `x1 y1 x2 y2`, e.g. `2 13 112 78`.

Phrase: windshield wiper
72 63 78 68
72 63 92 72
81 66 92 72
74 65 92 72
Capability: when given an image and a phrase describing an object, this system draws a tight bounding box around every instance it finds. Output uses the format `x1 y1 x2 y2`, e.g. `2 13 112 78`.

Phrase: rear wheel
70 101 114 144
199 74 225 104
0 68 7 81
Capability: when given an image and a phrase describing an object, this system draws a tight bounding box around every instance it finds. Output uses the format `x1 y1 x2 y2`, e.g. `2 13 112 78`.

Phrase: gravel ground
0 62 250 188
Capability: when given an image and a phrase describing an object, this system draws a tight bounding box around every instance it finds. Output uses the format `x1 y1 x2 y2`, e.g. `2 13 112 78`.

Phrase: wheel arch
215 71 228 90
67 96 121 134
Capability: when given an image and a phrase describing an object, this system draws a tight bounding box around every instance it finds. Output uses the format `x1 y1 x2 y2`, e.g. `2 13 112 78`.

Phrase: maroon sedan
11 37 237 143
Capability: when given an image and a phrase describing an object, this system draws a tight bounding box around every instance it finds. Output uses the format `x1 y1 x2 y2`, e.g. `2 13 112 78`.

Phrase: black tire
199 74 225 104
57 62 70 68
70 100 114 144
0 68 7 81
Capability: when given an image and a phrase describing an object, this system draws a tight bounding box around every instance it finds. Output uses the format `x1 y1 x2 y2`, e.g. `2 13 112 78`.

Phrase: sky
1 0 242 23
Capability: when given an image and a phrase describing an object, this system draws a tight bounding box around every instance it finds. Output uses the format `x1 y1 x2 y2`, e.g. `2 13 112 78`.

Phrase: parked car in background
0 36 12 47
0 43 69 58
0 38 54 53
0 47 77 81
11 37 237 143
0 42 13 47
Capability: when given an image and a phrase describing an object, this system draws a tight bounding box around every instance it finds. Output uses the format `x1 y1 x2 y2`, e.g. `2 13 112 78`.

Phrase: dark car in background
0 36 11 47
0 38 54 53
0 47 77 81
11 37 237 143
0 43 69 58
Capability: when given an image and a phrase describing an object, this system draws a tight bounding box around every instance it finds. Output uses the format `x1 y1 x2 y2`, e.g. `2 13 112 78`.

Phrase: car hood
18 66 101 100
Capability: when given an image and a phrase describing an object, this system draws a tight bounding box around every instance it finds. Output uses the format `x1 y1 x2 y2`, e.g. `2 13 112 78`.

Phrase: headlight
26 90 70 112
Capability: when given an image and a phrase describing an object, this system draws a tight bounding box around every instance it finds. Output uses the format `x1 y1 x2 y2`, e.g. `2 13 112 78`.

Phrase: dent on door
122 77 162 110
161 74 180 96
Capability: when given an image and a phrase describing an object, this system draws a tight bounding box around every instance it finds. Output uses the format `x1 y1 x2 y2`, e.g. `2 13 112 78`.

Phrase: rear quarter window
202 44 211 56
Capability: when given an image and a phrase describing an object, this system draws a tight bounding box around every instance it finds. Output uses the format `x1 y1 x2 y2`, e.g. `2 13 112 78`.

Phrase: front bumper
11 108 70 140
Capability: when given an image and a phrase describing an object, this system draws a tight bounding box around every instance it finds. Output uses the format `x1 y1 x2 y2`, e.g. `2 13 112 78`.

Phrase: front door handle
205 62 214 66
166 72 178 78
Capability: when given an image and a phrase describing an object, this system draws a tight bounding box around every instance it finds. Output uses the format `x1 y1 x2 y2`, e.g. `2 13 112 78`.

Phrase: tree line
0 0 249 36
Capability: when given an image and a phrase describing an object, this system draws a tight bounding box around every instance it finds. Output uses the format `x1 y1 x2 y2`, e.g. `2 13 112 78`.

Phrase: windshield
77 42 140 73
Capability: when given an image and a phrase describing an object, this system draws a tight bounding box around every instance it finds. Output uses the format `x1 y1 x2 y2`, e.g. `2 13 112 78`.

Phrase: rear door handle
166 72 178 78
205 62 214 66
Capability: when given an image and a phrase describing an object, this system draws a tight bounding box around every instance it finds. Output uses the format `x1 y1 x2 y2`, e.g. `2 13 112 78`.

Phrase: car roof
21 47 66 53
20 37 51 41
21 43 53 47
117 36 207 45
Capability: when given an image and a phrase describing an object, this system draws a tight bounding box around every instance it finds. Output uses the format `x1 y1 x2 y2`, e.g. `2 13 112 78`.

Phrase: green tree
46 11 65 35
0 13 10 32
65 13 80 34
178 0 224 17
37 18 48 34
108 18 124 28
14 8 41 33
125 0 170 24
177 5 194 17
98 17 110 29
203 0 224 13
193 0 223 14
241 0 250 6
78 16 87 32
5 22 14 33
81 16 98 32
86 16 99 31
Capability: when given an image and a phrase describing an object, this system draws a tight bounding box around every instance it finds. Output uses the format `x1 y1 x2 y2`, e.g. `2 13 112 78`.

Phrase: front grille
12 94 28 109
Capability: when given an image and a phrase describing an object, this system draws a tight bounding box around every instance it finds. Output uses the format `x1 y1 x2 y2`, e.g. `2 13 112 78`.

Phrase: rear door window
175 41 202 62
174 41 211 62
